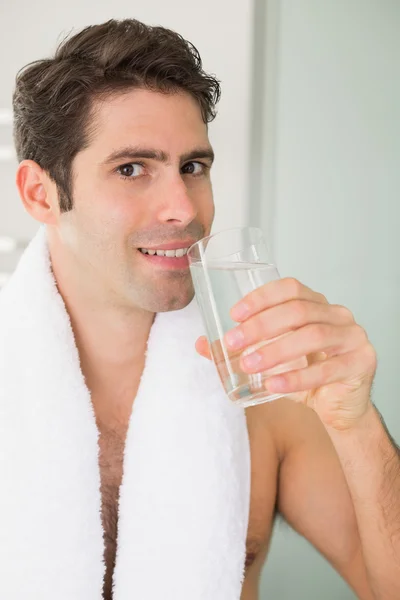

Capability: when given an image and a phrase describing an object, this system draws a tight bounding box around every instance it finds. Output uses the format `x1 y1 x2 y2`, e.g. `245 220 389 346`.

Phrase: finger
224 301 355 351
240 323 368 373
195 336 212 360
231 277 328 322
263 344 377 395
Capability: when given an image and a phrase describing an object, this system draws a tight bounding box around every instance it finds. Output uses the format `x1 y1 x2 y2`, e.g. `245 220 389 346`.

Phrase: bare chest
98 424 128 600
96 414 278 600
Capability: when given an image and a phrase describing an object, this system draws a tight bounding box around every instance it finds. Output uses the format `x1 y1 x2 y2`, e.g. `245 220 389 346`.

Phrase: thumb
195 336 212 360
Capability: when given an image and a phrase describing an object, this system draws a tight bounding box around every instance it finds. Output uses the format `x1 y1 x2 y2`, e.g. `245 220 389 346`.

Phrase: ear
16 160 60 225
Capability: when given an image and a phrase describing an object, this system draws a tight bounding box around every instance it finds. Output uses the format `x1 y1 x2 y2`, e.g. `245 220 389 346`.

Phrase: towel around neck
0 227 251 600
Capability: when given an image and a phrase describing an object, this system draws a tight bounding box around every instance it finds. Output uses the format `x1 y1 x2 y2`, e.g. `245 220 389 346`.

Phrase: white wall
259 1 400 598
0 0 253 269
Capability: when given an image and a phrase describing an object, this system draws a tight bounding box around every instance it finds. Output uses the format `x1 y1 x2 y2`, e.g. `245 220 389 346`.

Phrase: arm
196 276 399 597
268 398 374 600
218 277 400 598
327 405 400 599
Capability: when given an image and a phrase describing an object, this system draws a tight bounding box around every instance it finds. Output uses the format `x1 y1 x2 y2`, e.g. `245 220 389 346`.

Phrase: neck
68 298 154 397
47 232 154 403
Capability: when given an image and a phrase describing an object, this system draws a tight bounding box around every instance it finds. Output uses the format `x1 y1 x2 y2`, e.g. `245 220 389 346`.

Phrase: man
3 17 400 600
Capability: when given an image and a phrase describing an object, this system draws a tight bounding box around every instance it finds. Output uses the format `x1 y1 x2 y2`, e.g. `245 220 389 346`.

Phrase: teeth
140 247 188 258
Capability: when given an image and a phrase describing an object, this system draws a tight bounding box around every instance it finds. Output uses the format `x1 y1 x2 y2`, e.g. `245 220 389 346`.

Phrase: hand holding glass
187 227 307 408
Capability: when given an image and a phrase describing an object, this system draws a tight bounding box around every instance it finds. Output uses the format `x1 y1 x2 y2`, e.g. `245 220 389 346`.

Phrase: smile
137 248 190 270
139 247 189 258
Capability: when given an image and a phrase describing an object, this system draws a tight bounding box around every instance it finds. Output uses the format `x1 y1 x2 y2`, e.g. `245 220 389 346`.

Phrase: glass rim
187 226 265 259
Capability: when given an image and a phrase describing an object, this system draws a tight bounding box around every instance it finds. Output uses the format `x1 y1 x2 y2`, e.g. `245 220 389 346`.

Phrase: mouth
137 246 190 270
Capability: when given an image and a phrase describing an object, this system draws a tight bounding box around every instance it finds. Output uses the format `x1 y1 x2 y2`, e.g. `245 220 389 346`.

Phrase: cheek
93 190 144 233
199 187 215 226
105 202 141 229
187 176 213 209
76 171 141 224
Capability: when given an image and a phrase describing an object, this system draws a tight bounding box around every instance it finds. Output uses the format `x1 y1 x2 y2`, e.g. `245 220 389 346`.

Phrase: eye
181 161 208 176
117 163 145 179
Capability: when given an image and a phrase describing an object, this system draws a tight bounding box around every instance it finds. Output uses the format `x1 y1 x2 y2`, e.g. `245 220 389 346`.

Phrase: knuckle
334 304 354 322
285 370 301 390
244 317 261 340
259 317 273 340
291 300 309 324
285 277 302 297
353 324 368 344
310 323 327 345
362 343 377 371
317 292 328 304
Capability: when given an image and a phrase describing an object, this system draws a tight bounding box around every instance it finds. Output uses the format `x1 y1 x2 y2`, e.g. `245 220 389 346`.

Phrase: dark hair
13 19 221 212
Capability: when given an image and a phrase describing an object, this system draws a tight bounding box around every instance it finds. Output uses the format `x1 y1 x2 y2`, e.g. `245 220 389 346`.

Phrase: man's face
54 88 215 313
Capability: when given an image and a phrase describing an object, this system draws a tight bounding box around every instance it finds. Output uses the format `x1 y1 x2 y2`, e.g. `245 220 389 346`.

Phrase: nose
156 175 198 227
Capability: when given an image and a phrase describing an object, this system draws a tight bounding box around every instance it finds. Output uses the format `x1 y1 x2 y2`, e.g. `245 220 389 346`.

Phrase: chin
155 288 196 313
137 280 195 313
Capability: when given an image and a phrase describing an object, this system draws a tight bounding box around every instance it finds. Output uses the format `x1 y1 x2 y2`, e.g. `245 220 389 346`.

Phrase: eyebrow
101 145 215 166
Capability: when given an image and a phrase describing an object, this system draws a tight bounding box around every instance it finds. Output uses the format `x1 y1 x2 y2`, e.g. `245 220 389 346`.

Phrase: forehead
88 88 209 155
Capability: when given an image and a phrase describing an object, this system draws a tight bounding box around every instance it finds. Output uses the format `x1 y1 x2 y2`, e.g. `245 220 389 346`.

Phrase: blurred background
0 0 399 598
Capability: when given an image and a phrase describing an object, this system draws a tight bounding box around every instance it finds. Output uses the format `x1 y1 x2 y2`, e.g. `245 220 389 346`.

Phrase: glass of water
187 227 306 408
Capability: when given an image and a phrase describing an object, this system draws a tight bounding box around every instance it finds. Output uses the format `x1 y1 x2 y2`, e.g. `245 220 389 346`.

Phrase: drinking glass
187 227 307 408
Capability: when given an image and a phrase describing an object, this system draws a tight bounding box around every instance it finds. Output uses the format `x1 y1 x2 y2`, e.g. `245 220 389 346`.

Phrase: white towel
0 227 251 600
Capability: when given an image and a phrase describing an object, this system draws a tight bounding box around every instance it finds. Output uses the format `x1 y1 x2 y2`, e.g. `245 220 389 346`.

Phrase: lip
137 248 190 270
137 240 196 251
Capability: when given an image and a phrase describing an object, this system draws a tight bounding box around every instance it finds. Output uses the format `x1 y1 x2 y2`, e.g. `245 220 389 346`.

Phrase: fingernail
243 352 262 369
231 302 251 321
225 328 245 349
